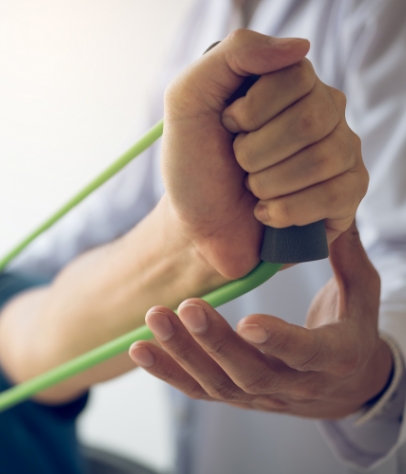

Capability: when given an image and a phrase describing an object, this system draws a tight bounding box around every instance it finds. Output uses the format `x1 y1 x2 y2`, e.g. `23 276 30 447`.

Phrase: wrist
82 195 228 335
355 334 404 426
152 195 230 293
32 195 228 370
359 337 394 407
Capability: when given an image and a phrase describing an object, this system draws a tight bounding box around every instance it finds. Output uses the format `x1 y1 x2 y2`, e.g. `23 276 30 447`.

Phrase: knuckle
288 334 324 372
234 135 256 172
301 147 329 178
171 344 197 365
267 197 293 227
227 28 248 45
207 380 240 401
326 182 343 210
240 371 275 395
337 133 356 170
164 82 179 110
291 349 321 372
248 173 268 200
267 329 291 354
348 131 367 189
188 382 207 400
330 88 347 111
159 364 178 384
295 381 327 400
342 173 365 214
239 98 262 131
358 163 370 199
295 92 340 141
369 267 381 293
323 128 355 175
296 108 320 137
292 59 316 94
164 81 176 102
224 29 255 76
206 337 231 358
352 130 362 153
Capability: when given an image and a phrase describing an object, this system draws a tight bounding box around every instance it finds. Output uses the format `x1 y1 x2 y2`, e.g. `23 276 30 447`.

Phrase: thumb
328 220 380 296
165 29 309 116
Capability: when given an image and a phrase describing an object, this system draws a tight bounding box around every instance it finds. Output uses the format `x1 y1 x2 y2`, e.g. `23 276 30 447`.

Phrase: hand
221 57 369 246
162 30 310 279
129 222 393 419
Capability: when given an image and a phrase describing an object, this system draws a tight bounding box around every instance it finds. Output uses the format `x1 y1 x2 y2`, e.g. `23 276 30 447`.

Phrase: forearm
0 196 227 402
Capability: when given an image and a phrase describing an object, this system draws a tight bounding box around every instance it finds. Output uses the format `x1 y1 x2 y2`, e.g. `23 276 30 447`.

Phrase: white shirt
10 0 406 472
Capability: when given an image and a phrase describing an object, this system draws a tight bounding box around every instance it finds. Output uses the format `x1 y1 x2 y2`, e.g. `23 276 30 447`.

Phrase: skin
225 58 367 243
130 222 392 419
0 31 391 413
131 29 391 416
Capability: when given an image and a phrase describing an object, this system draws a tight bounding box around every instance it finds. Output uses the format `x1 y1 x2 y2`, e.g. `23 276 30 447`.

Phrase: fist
222 58 368 244
161 30 310 279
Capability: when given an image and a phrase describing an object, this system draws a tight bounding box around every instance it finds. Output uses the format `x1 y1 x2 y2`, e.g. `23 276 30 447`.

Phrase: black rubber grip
260 221 328 264
204 42 329 264
230 76 328 263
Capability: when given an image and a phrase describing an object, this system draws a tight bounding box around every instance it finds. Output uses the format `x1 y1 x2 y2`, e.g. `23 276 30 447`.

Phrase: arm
317 0 406 466
130 3 406 470
129 221 393 419
0 196 227 403
0 31 310 404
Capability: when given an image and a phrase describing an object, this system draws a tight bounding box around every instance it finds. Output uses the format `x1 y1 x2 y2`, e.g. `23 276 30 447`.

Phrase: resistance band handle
260 221 328 263
227 74 329 264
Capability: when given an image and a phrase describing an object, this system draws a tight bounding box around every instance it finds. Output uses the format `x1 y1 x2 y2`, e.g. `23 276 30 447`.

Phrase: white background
0 1 194 471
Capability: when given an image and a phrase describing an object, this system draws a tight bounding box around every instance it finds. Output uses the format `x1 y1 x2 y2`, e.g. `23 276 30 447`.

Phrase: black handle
204 43 329 264
229 75 328 263
260 221 328 264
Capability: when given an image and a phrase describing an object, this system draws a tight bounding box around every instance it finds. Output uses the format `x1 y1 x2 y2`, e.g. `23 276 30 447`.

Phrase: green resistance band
0 120 282 412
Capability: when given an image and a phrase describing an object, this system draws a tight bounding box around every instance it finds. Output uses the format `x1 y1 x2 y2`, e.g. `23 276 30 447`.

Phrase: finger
252 169 367 241
129 341 317 414
246 122 359 200
234 81 343 173
328 221 381 323
166 30 309 116
176 299 310 395
236 313 345 373
329 221 379 290
222 59 316 133
129 341 211 401
228 396 289 413
144 306 254 402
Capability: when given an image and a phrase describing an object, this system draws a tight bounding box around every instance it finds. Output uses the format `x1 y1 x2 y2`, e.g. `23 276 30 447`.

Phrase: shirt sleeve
318 334 406 470
7 131 160 280
0 271 88 474
319 0 406 469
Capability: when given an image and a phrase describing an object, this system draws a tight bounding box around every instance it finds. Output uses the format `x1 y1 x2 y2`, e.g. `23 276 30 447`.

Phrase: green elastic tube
0 119 164 272
0 119 282 412
0 261 281 412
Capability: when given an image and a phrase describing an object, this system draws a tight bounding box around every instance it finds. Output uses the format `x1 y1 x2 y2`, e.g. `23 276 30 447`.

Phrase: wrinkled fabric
9 0 406 472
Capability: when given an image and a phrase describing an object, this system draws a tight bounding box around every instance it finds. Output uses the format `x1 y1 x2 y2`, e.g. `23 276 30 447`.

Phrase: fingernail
130 344 155 367
254 204 269 223
222 115 239 133
146 311 175 341
179 304 208 333
239 324 269 344
269 37 308 48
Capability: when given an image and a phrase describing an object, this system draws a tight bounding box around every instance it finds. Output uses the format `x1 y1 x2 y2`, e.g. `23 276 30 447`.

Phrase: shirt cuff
318 333 406 469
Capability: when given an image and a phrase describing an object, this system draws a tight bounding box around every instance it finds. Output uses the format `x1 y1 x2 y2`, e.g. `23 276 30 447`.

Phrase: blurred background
0 0 195 472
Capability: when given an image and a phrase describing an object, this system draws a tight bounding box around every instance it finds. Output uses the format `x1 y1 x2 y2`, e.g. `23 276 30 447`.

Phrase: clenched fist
222 57 368 243
161 29 368 280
